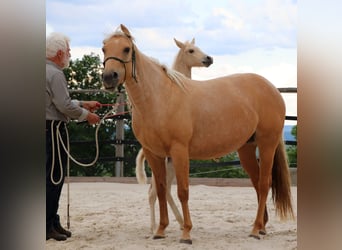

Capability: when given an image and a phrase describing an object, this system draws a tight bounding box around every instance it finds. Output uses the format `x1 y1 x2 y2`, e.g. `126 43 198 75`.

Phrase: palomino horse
135 37 213 234
102 24 294 244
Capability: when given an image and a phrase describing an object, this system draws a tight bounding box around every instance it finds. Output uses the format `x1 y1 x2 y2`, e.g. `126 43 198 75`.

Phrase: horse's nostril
103 72 119 82
203 56 213 67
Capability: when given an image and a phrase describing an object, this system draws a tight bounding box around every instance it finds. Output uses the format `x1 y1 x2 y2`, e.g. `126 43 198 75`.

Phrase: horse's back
193 73 279 94
188 73 285 119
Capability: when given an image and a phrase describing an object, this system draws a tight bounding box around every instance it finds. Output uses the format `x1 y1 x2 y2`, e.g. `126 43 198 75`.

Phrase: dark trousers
46 120 67 232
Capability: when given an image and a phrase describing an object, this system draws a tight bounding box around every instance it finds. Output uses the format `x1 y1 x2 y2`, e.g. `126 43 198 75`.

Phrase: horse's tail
135 148 148 184
271 139 295 220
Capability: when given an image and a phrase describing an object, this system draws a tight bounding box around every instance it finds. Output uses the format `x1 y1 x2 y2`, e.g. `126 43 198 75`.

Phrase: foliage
286 125 297 168
189 152 248 178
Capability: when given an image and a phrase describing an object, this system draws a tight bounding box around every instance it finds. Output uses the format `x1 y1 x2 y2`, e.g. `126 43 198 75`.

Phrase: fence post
115 89 125 177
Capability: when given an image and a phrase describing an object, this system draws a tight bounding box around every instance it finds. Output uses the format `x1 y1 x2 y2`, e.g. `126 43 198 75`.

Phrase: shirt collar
46 59 62 70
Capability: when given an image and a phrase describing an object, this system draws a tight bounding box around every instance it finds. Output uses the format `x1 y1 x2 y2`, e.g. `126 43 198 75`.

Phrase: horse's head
102 24 136 91
174 38 213 68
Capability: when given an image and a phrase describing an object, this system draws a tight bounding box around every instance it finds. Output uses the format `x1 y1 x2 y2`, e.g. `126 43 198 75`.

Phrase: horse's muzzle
102 71 119 90
203 56 213 67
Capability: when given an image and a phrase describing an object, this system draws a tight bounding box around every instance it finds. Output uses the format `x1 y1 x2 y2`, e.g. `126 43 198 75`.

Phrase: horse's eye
188 49 194 54
124 47 130 54
102 47 105 53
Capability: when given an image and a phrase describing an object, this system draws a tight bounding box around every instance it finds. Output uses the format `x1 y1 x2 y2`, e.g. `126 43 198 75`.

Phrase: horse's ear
191 38 195 44
120 24 132 38
174 38 184 49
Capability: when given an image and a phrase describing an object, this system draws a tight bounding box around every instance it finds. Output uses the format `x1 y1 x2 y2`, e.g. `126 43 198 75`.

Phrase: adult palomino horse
102 24 294 244
135 37 213 234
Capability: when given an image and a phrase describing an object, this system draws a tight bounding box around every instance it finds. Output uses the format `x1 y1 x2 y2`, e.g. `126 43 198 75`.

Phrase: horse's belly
188 125 255 159
189 139 245 159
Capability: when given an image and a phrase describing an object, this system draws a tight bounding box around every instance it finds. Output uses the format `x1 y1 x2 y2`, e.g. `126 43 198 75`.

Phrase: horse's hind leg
238 143 269 237
250 139 279 239
165 158 183 229
149 176 157 234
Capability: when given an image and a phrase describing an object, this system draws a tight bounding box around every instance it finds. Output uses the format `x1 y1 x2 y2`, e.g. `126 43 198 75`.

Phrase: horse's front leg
144 151 169 239
170 146 192 244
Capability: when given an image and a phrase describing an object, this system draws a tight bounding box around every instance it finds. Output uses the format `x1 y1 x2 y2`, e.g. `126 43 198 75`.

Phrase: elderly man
46 32 100 241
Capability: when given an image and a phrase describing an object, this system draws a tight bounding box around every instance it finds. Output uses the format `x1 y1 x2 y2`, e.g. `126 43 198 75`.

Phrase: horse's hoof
259 230 267 235
180 238 192 244
153 235 165 240
249 234 261 240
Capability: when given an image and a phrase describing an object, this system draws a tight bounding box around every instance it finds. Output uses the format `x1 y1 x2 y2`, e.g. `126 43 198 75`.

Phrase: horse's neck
172 56 191 78
125 51 171 113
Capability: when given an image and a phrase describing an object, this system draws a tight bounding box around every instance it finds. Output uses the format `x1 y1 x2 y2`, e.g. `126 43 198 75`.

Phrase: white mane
162 65 187 90
149 57 187 91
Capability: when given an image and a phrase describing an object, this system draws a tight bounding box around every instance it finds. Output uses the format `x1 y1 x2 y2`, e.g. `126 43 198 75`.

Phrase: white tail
135 149 184 233
135 148 147 184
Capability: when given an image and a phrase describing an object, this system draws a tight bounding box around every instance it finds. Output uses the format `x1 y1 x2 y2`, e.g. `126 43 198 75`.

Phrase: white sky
46 0 297 121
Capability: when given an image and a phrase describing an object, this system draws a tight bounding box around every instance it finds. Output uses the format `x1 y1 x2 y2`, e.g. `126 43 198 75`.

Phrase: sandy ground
46 182 297 250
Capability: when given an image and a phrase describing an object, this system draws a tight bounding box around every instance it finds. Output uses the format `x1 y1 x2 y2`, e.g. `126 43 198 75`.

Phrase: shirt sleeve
71 100 88 121
50 72 88 122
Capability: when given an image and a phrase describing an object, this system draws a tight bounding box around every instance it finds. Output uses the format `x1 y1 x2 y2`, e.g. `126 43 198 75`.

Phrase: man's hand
86 112 100 125
82 101 101 112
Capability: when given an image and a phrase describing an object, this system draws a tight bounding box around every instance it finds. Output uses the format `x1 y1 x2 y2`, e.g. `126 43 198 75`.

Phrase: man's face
61 44 71 69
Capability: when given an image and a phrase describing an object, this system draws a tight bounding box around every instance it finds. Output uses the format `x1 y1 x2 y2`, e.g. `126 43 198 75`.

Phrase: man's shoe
46 228 67 241
54 223 72 238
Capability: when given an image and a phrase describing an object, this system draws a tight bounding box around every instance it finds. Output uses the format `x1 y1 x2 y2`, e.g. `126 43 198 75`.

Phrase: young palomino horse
102 24 294 244
135 37 213 234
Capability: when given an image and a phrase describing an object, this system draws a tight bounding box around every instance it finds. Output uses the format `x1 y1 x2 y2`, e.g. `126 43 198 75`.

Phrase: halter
103 46 138 84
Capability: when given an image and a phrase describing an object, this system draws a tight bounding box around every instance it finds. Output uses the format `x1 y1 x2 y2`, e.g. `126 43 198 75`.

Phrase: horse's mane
147 56 187 91
162 65 187 91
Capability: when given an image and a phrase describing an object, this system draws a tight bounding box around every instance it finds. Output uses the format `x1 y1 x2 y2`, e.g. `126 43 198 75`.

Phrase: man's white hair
46 32 70 58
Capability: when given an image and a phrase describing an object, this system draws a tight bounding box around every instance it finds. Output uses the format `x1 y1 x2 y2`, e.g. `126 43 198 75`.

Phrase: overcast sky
46 0 297 118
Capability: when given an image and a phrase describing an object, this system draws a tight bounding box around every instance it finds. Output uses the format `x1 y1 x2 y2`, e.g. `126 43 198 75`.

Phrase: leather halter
103 46 138 83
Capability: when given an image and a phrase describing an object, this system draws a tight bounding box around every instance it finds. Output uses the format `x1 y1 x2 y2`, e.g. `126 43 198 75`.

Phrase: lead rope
50 120 63 185
50 104 120 229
